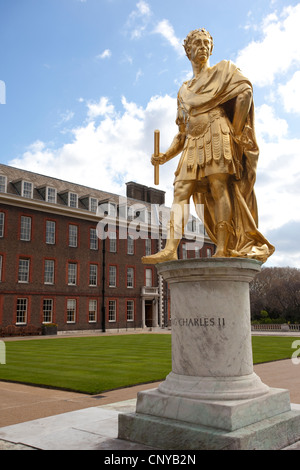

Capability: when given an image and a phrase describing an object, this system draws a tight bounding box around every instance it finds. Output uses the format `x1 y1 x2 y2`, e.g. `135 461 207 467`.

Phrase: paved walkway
1 331 300 450
0 358 300 450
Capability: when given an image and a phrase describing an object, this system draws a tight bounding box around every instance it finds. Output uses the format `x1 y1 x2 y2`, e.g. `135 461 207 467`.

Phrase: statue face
189 35 212 65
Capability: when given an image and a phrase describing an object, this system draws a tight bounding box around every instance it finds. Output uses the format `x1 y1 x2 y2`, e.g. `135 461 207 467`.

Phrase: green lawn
0 335 172 394
0 334 296 394
252 335 297 364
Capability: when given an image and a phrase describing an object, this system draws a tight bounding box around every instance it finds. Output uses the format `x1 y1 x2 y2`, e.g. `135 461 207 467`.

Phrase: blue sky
1 0 300 267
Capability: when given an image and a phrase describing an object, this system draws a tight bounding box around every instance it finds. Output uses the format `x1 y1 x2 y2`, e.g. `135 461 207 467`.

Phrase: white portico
141 286 159 328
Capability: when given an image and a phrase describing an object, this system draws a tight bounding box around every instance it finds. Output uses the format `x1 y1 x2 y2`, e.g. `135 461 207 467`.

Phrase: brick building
0 163 215 335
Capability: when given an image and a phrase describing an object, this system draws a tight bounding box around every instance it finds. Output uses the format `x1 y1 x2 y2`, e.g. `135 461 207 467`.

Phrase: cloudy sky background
1 0 300 267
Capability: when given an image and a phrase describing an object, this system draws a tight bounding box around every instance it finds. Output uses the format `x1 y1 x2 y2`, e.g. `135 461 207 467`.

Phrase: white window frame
16 298 28 325
145 268 153 287
0 212 5 238
145 238 151 256
68 263 77 286
18 258 30 283
127 236 134 255
69 224 78 247
90 198 98 212
127 267 134 288
46 187 57 203
69 192 78 208
44 259 55 285
0 175 7 193
89 264 97 286
22 181 33 199
126 300 134 322
46 220 56 245
90 228 98 250
67 299 76 323
43 299 53 323
20 216 32 241
89 299 97 323
109 266 117 287
109 232 117 253
108 300 116 322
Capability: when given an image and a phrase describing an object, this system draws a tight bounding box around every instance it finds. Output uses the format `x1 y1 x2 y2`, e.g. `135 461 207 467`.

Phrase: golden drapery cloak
176 60 275 263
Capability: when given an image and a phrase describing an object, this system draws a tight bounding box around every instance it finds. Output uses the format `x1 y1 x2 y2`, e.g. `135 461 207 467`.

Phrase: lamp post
101 237 106 333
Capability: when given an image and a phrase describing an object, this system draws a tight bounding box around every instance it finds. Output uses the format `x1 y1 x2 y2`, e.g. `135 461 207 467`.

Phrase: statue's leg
207 174 233 258
142 181 195 264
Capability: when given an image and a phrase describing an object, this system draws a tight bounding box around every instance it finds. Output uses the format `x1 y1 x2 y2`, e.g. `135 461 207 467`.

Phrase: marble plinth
118 258 300 450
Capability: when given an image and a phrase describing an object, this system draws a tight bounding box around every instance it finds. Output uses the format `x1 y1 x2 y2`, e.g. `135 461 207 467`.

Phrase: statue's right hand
151 153 167 165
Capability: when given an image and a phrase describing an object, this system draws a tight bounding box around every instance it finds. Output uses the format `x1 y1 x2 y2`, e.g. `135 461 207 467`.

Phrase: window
195 246 200 258
69 225 78 247
109 266 117 287
22 181 33 198
127 267 134 288
108 300 116 322
44 260 55 284
46 220 56 244
0 255 3 282
109 232 117 252
46 187 56 203
67 299 76 323
68 263 77 285
0 175 7 193
89 264 97 286
43 299 53 323
90 228 98 250
89 300 97 323
126 300 134 322
0 213 5 238
145 268 153 287
16 298 28 324
69 193 78 208
18 258 30 283
127 236 134 255
207 247 212 258
20 216 31 241
145 239 151 256
90 198 98 213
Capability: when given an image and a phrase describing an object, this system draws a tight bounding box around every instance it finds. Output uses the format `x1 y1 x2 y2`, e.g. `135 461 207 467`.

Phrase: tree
250 267 300 322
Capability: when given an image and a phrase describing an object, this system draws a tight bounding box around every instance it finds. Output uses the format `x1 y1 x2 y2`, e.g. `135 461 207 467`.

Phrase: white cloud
9 95 178 203
278 71 300 114
126 1 152 39
134 68 144 84
236 4 300 86
86 97 115 120
153 19 184 57
233 3 300 266
255 104 288 140
96 49 112 60
255 132 300 235
136 0 151 16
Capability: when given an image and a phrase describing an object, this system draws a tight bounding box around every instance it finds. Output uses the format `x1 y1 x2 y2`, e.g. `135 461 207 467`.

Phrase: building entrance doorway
145 300 153 327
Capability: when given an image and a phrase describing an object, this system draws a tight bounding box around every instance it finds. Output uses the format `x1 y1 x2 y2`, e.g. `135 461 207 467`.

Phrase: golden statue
142 28 274 265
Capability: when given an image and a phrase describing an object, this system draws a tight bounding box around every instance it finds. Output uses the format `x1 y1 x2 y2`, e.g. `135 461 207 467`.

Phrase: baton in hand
154 129 160 185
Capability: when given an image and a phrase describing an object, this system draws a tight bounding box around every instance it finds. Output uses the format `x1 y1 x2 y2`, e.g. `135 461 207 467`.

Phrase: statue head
183 28 214 60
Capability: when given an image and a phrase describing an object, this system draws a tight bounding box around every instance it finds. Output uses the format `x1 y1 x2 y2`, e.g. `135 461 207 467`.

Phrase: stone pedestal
118 258 300 450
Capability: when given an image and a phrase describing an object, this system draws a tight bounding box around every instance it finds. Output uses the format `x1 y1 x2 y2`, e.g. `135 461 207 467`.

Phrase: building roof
0 163 209 241
0 163 120 206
